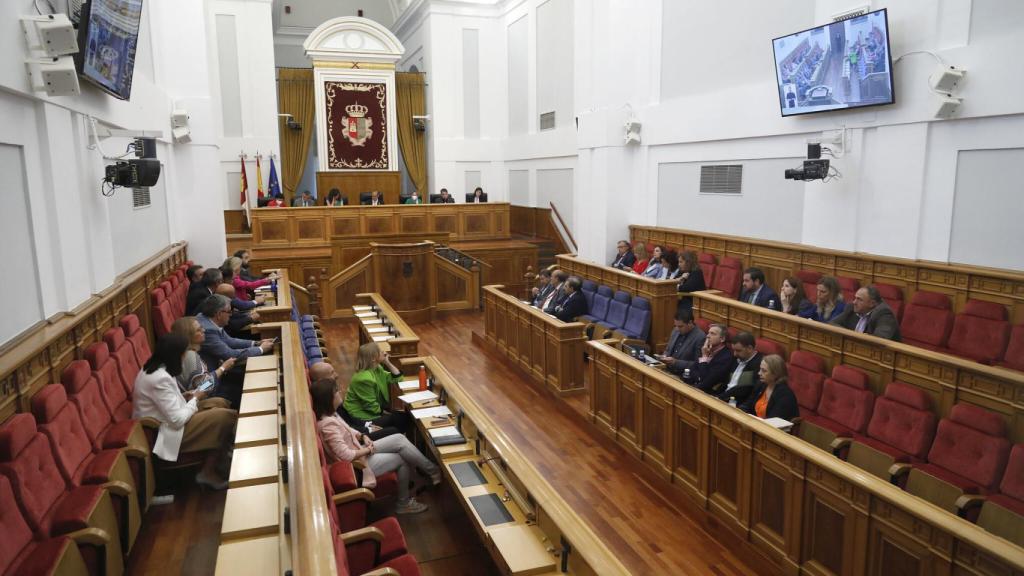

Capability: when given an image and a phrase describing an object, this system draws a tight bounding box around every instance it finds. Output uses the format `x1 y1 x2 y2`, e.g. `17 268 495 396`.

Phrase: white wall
394 0 1024 271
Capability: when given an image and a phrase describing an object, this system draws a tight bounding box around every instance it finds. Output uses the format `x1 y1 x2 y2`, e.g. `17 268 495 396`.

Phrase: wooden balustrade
352 293 419 361
0 242 189 422
399 356 630 576
690 290 1024 443
555 254 681 350
587 339 1024 575
631 224 1024 323
480 285 586 395
252 268 294 324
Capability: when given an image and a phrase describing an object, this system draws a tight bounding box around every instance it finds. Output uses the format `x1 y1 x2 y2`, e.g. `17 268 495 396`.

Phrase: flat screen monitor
772 9 894 117
76 0 144 100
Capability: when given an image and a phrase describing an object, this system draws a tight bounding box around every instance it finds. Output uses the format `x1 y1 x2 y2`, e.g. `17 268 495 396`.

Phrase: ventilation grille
132 187 151 209
699 165 743 194
539 111 555 131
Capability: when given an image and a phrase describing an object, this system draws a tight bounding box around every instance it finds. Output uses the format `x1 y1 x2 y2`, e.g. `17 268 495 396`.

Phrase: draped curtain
277 68 315 205
395 72 428 194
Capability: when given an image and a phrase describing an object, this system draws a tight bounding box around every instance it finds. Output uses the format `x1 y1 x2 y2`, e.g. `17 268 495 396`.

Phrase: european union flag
268 157 282 198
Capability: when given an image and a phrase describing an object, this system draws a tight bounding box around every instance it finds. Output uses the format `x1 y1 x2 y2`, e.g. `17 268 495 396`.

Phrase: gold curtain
395 72 428 194
277 68 316 205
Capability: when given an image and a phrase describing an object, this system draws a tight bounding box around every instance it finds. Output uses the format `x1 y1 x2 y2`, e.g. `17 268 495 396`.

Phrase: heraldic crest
324 81 389 169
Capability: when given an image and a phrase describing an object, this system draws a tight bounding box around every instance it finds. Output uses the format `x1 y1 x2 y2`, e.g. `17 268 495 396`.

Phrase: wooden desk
215 535 281 576
555 254 682 350
481 285 586 395
228 444 279 488
352 293 419 360
246 354 279 373
586 339 1024 575
239 390 279 417
402 357 629 576
234 414 280 448
221 483 280 540
689 290 1024 442
242 370 279 394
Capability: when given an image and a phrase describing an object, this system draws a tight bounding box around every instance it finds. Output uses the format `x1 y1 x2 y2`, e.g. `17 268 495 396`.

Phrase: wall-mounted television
75 0 144 100
772 9 894 117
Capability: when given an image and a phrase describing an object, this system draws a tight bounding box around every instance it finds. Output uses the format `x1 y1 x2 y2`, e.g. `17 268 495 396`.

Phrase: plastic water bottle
271 278 278 296
418 365 427 391
768 299 775 309
728 396 737 408
683 368 691 381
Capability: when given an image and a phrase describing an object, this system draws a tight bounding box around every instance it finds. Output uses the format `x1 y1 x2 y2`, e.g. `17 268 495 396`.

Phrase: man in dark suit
292 190 315 207
611 240 636 270
655 309 705 380
530 269 553 306
541 270 568 313
694 324 735 392
361 190 386 205
715 332 763 404
739 267 781 311
186 268 222 316
553 277 587 322
432 188 455 203
830 285 901 341
196 294 275 407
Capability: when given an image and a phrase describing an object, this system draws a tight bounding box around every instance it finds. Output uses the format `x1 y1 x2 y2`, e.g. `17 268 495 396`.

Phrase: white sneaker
395 498 428 515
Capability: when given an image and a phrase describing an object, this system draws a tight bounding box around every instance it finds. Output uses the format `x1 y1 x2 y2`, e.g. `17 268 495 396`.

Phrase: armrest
100 480 133 498
829 437 852 457
351 460 366 470
137 417 162 430
340 526 384 546
64 527 111 547
121 446 149 459
333 488 376 505
888 463 913 485
955 494 986 518
361 569 400 576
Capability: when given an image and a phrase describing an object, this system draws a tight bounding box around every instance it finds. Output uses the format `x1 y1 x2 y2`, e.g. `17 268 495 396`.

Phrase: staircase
514 234 559 270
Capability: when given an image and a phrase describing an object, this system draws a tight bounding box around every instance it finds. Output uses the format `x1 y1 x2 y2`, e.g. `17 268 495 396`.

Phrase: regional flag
256 153 265 199
240 156 251 226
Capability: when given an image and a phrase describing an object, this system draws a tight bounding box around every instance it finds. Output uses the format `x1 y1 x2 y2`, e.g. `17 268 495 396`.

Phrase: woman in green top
403 192 423 204
343 342 410 432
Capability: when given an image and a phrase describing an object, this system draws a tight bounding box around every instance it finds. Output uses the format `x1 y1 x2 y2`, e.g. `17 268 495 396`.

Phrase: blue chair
580 286 612 324
597 291 632 334
581 280 598 311
617 297 651 340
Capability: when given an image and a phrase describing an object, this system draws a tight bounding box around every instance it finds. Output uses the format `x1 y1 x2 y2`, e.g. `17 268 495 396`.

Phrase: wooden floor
128 309 772 575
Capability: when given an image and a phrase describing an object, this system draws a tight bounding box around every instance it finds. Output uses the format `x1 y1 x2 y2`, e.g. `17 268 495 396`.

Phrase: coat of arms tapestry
324 81 389 169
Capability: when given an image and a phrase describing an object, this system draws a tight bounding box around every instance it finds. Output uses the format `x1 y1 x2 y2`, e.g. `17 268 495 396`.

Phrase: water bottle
768 299 775 309
271 278 278 296
418 365 427 391
683 368 691 381
728 396 737 408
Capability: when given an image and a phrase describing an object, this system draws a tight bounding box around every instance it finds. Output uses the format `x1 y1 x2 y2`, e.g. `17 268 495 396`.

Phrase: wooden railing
548 202 577 253
400 356 630 575
587 339 1024 575
0 242 189 421
480 285 586 395
689 290 1024 443
555 254 681 349
631 224 1024 323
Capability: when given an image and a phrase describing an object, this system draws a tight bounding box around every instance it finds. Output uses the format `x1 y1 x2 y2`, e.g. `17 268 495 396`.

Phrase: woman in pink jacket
224 256 275 301
311 377 439 514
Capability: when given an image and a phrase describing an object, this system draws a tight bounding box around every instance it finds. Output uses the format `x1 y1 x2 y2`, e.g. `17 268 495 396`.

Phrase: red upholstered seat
104 327 140 395
918 403 1011 495
84 342 133 423
151 289 175 338
987 444 1024 517
946 299 1010 364
999 324 1024 372
695 318 711 334
0 475 83 576
900 291 954 350
119 314 152 368
836 276 860 303
328 459 398 507
711 257 743 299
853 382 937 463
61 360 145 454
322 465 410 572
755 338 786 358
786 351 827 418
697 253 718 285
873 283 905 323
800 364 874 438
795 269 822 300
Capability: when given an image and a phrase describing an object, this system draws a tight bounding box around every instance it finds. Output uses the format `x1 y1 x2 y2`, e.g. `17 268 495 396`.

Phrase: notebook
429 425 466 446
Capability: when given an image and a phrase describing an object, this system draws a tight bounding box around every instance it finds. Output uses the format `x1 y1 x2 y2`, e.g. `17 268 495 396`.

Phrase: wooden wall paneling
706 410 752 537
294 215 327 242
750 436 804 575
315 171 401 204
866 500 953 576
641 373 673 479
801 462 865 575
590 350 617 436
615 363 642 457
434 257 477 311
331 214 360 237
327 256 372 319
671 393 710 502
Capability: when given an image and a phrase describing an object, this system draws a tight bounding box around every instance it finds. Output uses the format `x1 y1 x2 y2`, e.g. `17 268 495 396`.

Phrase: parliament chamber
4 1 1024 575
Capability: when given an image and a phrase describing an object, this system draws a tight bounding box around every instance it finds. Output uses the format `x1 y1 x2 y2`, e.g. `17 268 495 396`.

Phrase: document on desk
399 390 438 404
366 327 389 334
428 426 460 439
410 405 452 419
360 318 382 325
371 335 395 342
762 417 794 432
352 305 373 312
397 379 420 392
355 312 378 318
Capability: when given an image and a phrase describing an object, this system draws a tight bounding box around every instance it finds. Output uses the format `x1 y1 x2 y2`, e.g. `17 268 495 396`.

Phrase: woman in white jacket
133 333 238 490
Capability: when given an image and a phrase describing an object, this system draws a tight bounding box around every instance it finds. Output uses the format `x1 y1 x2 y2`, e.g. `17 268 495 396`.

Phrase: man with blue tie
739 267 781 311
655 309 705 380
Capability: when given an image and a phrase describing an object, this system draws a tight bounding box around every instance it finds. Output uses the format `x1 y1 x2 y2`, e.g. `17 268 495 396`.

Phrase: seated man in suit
740 267 781 311
186 264 204 285
403 191 423 204
530 269 553 306
292 190 315 207
655 309 705 380
611 240 636 270
553 276 587 322
215 284 260 339
715 331 762 405
694 324 735 393
196 294 274 406
186 267 222 316
432 188 455 203
541 270 568 313
360 190 385 205
829 285 901 341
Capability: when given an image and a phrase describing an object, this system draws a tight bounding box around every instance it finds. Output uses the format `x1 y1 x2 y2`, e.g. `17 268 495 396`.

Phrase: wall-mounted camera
103 137 161 191
784 143 832 181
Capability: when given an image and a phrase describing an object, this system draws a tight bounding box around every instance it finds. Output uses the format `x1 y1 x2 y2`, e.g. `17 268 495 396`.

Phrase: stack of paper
355 312 377 318
353 305 373 312
371 335 394 342
399 390 438 404
410 405 452 420
428 426 460 439
366 327 389 334
762 417 794 432
360 318 382 325
397 379 420 392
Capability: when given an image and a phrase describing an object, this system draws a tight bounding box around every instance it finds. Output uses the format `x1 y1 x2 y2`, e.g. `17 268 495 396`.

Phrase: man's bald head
308 361 337 383
215 283 236 298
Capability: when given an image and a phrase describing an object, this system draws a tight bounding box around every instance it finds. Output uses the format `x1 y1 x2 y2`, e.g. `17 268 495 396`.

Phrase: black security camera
784 159 830 181
105 159 161 187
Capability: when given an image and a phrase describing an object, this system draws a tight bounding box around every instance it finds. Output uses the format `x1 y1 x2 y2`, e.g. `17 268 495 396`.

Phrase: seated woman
132 333 238 490
677 250 706 310
780 276 816 318
313 378 438 514
170 316 237 393
403 192 423 204
659 250 682 280
343 343 410 433
631 243 649 275
641 245 664 278
325 187 347 206
811 276 845 322
739 354 799 421
469 187 487 203
225 256 276 302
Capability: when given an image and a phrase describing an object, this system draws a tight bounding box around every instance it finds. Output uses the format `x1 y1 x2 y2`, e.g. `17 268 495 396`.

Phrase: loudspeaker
930 67 965 93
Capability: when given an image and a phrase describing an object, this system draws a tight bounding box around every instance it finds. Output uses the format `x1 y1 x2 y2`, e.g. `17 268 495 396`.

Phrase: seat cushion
900 291 954 348
998 444 1024 502
787 351 827 412
347 516 409 574
863 382 936 461
50 485 105 535
946 300 1010 364
926 406 1011 492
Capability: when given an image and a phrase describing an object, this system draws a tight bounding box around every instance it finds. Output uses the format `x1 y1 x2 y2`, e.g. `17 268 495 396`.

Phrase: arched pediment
304 16 405 63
